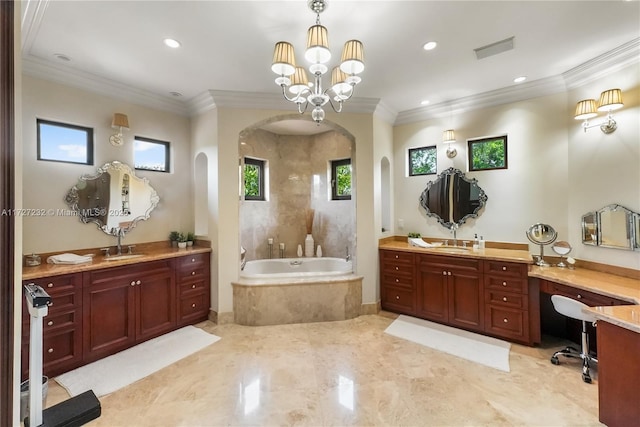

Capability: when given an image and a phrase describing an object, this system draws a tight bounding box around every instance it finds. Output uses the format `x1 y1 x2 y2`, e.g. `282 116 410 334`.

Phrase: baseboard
361 301 381 315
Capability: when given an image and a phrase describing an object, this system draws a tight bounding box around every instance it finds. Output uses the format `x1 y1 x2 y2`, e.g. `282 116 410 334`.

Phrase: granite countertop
22 243 212 281
378 240 533 264
585 305 640 334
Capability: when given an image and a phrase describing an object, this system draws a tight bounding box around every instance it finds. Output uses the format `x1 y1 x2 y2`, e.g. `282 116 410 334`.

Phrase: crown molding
395 75 567 125
373 100 398 125
186 91 216 116
562 37 640 90
21 0 49 53
22 55 189 116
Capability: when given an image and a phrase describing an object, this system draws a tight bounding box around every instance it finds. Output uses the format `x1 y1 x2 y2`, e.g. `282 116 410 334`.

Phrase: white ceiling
20 0 640 125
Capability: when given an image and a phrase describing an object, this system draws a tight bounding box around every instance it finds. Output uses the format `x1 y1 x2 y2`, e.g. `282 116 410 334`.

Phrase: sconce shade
289 67 310 95
111 113 129 130
272 41 297 76
442 129 456 143
340 40 365 75
597 89 623 112
305 24 331 64
574 99 597 120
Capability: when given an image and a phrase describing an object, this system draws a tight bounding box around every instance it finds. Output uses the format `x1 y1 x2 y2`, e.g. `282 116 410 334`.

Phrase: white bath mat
55 326 220 397
384 315 511 372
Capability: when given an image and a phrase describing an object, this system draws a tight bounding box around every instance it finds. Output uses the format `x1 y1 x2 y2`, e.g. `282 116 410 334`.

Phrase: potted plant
186 232 195 247
169 231 180 248
407 232 421 243
177 232 187 249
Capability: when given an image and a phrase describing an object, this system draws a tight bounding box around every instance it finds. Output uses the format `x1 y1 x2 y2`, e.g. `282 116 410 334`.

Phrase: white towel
47 253 93 265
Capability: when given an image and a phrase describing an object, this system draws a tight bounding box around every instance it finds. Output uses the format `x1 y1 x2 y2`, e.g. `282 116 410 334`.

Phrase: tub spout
345 246 351 262
241 246 247 270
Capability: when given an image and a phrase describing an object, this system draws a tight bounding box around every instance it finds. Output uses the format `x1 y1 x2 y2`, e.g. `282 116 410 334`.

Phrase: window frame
467 135 508 172
36 118 94 165
244 157 265 201
331 158 352 201
134 136 171 173
408 145 437 176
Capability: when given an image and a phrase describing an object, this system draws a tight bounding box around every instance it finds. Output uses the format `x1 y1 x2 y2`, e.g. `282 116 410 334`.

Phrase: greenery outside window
37 118 94 165
468 135 508 171
331 158 352 200
244 157 265 201
408 146 437 176
134 136 170 172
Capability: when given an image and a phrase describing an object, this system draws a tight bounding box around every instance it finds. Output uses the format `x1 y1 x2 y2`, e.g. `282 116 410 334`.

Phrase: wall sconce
110 113 130 146
574 88 623 134
443 129 457 158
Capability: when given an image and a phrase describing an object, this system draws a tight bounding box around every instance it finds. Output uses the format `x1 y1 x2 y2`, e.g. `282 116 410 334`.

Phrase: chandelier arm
280 84 310 103
326 97 344 113
298 101 309 115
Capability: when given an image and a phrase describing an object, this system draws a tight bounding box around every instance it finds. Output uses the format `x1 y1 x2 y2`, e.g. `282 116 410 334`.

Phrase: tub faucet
345 246 351 262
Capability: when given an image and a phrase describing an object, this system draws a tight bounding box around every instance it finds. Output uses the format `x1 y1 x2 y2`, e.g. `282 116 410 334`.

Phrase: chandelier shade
331 67 352 100
305 24 331 64
289 67 310 95
597 88 623 112
574 99 598 120
271 41 297 76
340 40 365 75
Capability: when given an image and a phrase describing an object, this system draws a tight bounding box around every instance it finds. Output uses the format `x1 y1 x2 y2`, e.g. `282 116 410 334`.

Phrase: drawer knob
191 303 196 308
395 267 399 271
47 283 53 288
577 294 582 299
503 318 508 323
47 348 53 353
47 321 53 326
131 281 136 286
395 279 399 283
396 295 400 300
502 282 507 286
442 271 447 276
502 297 507 302
447 271 452 276
502 266 507 271
191 258 196 262
192 284 196 289
191 271 196 276
136 280 141 285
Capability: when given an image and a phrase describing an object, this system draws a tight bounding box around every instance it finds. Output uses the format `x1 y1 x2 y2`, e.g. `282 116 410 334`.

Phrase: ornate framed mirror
581 204 638 251
64 161 159 236
418 167 488 229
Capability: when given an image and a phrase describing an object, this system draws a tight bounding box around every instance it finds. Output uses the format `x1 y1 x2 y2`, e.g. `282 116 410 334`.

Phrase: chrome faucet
114 228 124 255
345 246 352 262
450 223 459 247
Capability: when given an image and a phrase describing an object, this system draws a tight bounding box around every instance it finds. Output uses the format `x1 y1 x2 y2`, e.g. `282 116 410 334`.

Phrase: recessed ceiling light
423 41 437 51
170 91 183 97
420 100 430 106
513 76 527 83
53 53 71 62
163 38 181 48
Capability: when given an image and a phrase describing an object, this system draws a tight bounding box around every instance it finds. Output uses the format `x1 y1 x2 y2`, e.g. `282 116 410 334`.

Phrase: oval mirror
418 167 488 229
64 161 159 236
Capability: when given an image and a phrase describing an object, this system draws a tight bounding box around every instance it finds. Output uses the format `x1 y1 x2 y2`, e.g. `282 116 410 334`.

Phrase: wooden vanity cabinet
176 252 211 326
416 254 484 332
82 259 176 363
21 273 83 380
380 250 416 315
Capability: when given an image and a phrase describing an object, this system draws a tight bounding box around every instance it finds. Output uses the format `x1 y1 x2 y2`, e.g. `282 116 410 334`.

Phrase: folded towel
47 253 93 265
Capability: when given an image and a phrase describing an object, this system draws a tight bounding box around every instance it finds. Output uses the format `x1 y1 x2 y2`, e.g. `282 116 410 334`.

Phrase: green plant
407 232 421 238
186 232 195 242
176 232 187 243
169 231 180 242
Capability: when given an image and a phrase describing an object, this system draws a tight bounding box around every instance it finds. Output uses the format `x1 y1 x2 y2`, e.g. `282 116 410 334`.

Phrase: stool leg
581 320 594 383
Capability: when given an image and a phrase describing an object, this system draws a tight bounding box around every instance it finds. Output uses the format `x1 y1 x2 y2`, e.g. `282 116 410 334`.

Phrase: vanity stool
549 294 598 383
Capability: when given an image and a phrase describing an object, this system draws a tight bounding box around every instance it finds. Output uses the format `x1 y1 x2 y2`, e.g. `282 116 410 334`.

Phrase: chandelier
270 0 364 124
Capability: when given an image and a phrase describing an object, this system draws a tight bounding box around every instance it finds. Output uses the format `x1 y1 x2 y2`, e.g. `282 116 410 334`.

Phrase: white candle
268 238 273 244
279 243 285 249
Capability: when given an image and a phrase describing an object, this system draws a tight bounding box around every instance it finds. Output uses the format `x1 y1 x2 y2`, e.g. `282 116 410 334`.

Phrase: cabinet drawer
382 262 414 276
485 275 527 294
382 273 414 289
381 286 415 313
484 261 527 278
178 293 210 325
179 280 208 296
380 250 414 265
89 260 173 284
178 253 208 269
485 305 528 341
421 254 480 272
23 273 81 296
485 290 526 310
546 282 620 306
177 265 208 283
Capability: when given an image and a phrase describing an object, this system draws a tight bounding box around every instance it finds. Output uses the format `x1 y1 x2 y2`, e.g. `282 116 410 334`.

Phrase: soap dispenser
479 236 485 250
473 234 479 251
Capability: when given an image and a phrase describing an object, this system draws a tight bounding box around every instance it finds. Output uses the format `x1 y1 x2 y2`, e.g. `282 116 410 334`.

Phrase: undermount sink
430 246 471 252
104 254 145 261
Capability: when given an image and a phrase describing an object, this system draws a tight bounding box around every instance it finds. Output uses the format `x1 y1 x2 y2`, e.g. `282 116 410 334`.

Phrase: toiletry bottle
297 244 303 257
479 236 485 250
473 234 479 251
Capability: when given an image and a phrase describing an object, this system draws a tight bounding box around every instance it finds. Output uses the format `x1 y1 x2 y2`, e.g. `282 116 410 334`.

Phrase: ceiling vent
474 36 515 60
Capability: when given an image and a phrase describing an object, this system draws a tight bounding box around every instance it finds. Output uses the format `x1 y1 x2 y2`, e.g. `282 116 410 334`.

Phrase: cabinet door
136 270 176 341
83 272 136 363
448 270 484 332
416 264 448 322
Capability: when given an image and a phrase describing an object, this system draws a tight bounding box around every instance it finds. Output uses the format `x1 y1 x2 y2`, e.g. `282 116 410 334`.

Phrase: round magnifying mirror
526 223 557 266
551 241 572 268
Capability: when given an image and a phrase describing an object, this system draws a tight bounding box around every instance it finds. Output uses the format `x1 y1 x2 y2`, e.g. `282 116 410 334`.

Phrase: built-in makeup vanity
20 244 212 380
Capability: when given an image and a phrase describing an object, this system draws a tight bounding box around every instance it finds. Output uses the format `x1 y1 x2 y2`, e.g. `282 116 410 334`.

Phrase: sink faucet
114 228 124 255
450 224 459 247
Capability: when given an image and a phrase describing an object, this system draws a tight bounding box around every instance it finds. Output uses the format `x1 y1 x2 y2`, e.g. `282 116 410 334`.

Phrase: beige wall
239 129 354 261
393 63 639 270
21 76 193 254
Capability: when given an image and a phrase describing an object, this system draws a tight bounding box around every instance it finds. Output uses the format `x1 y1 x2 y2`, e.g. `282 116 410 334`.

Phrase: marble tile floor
44 313 602 426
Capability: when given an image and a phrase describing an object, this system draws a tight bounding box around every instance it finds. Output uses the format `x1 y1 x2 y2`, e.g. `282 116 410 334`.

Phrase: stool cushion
551 294 597 323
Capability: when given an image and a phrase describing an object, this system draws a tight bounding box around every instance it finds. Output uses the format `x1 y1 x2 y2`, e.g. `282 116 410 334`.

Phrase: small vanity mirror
65 161 159 236
418 167 488 228
581 204 638 251
551 241 572 268
526 223 557 267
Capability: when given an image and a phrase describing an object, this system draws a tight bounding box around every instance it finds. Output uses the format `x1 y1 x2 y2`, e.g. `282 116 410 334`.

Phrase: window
37 119 93 165
244 157 265 201
408 146 437 176
134 136 170 172
468 135 508 171
331 158 352 200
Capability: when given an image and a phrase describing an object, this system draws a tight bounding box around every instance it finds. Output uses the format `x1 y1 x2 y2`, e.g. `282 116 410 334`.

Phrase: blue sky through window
38 121 91 164
134 138 169 172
